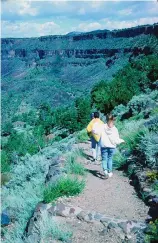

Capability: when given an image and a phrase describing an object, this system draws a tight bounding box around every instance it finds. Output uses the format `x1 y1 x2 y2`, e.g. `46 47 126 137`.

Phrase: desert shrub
77 129 89 142
43 177 85 203
112 104 127 117
144 116 158 132
138 131 158 168
34 211 72 242
127 94 156 116
119 120 146 152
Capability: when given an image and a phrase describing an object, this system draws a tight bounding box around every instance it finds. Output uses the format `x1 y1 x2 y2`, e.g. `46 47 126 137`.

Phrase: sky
1 0 158 38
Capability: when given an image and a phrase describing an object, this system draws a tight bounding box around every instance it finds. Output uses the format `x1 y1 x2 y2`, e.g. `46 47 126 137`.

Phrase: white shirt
100 123 124 148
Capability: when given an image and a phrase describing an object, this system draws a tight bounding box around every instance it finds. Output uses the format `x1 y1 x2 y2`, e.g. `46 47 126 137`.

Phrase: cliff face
1 23 158 63
1 23 158 121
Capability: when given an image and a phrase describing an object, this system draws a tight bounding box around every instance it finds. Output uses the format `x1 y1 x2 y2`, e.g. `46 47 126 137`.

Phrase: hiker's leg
96 141 100 160
107 148 115 172
91 137 97 160
101 147 108 171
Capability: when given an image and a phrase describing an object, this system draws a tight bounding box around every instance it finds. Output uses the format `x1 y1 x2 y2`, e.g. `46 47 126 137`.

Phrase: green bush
1 122 13 136
3 131 39 157
113 149 126 169
77 129 89 142
91 55 158 114
138 131 158 168
66 153 86 175
1 150 10 173
145 219 158 243
43 177 85 203
119 120 146 152
112 104 127 117
146 171 158 183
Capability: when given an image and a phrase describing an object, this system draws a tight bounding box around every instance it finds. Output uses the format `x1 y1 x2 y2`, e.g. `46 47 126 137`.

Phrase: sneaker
108 172 113 177
104 170 108 176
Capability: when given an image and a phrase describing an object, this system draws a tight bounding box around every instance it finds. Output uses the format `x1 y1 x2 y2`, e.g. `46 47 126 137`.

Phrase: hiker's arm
86 121 93 136
114 128 125 144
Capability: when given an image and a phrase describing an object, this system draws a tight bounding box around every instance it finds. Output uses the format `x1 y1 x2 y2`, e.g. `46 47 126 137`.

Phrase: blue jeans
101 147 115 172
91 137 100 160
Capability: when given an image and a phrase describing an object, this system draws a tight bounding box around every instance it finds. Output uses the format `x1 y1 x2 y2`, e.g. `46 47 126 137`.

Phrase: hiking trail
54 141 149 243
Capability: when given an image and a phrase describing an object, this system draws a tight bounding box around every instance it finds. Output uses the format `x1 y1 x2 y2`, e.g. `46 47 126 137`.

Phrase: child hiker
100 114 125 177
87 112 104 162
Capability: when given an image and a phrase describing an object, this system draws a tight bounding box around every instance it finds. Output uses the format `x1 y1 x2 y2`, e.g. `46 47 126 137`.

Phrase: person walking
87 112 104 162
100 114 125 178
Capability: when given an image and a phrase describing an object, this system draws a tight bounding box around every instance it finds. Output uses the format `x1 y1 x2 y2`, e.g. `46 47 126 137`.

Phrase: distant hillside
1 23 158 121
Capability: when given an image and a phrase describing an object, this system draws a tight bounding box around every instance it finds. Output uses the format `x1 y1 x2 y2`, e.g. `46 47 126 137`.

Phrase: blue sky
1 0 158 38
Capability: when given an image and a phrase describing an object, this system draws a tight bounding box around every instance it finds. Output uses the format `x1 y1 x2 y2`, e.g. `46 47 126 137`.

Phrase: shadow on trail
86 169 107 180
84 154 94 161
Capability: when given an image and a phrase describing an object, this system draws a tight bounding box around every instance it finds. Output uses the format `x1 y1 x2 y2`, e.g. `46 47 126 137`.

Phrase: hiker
87 111 104 162
100 114 125 177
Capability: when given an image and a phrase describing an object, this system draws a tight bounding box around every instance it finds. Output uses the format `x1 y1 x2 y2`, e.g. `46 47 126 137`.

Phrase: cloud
18 1 38 16
77 22 102 32
2 20 61 37
118 8 133 16
102 17 158 30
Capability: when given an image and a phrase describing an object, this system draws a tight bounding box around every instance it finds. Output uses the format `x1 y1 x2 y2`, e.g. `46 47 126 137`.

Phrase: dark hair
106 114 115 122
94 112 99 118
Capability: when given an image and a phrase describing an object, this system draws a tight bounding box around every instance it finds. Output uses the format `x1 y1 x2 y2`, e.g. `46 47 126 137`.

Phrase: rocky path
57 141 149 243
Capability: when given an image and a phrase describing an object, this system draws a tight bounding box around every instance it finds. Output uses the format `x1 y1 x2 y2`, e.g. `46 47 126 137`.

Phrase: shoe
108 172 113 177
104 170 108 176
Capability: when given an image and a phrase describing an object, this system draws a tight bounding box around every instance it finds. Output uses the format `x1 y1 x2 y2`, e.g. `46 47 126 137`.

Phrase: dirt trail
68 141 148 221
57 141 149 243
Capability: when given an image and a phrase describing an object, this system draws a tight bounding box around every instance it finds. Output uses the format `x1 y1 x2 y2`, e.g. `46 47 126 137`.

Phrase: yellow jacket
86 118 104 142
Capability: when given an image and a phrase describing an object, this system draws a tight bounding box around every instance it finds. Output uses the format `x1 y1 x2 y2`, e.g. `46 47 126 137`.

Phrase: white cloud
102 17 158 30
118 8 133 16
77 22 102 32
19 1 38 16
2 20 60 37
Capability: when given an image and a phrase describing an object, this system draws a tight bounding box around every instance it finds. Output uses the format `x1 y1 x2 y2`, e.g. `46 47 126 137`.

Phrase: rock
118 222 129 234
1 211 10 226
77 211 97 223
45 159 61 184
143 188 152 193
48 203 82 217
94 213 103 221
108 222 118 229
100 216 113 226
